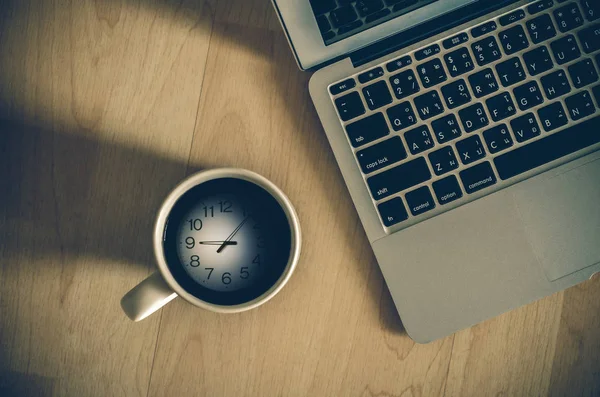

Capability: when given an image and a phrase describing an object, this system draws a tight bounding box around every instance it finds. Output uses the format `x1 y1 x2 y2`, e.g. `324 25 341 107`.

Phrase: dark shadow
0 371 55 397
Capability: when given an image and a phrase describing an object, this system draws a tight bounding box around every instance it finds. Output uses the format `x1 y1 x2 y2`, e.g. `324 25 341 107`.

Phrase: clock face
163 178 292 305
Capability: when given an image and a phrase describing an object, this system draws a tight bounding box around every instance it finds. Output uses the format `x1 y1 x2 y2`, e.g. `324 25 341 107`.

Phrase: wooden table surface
1 1 599 396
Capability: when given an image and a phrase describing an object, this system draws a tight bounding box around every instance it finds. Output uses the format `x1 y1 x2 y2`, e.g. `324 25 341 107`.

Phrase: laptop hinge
349 0 521 68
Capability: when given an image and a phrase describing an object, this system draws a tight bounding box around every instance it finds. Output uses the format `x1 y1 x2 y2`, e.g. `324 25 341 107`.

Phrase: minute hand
217 216 250 253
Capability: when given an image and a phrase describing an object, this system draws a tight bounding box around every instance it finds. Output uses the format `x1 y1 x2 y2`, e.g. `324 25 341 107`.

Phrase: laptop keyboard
310 0 439 45
328 0 600 230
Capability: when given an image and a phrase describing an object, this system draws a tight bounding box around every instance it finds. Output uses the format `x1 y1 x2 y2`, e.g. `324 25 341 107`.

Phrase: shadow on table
0 371 55 397
0 0 407 335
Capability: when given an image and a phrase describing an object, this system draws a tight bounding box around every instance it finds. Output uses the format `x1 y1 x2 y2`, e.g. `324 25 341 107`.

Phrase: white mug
121 169 301 321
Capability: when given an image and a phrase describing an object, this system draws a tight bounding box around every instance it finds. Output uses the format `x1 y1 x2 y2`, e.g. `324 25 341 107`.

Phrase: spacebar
494 116 600 180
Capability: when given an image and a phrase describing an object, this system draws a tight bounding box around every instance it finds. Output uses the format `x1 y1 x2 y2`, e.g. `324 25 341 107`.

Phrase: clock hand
217 216 250 253
198 241 238 246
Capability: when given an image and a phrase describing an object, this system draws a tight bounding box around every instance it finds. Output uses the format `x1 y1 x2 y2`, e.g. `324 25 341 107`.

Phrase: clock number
203 205 214 218
253 223 261 230
257 236 265 248
219 201 232 213
222 272 232 284
188 219 203 231
190 255 200 267
252 254 261 266
185 237 195 249
240 267 249 279
205 267 214 279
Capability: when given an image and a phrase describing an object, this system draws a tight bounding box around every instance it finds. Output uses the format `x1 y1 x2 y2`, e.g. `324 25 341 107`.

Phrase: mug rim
153 168 301 313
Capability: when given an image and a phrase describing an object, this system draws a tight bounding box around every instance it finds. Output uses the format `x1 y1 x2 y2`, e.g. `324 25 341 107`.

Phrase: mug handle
121 272 178 321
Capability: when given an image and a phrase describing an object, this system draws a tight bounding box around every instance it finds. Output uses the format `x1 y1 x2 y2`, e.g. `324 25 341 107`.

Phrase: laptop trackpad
513 158 600 282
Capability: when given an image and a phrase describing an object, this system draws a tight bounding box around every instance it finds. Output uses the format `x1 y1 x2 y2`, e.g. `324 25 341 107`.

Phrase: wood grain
0 1 598 396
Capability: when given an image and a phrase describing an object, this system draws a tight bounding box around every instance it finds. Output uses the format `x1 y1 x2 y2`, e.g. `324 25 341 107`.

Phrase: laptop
272 0 600 343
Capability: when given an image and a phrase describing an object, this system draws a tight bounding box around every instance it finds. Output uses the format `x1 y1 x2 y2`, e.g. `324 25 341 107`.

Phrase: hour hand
198 241 238 246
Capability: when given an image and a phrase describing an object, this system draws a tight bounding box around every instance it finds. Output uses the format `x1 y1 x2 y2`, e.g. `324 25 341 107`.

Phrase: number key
444 47 475 77
526 14 556 44
581 0 600 21
499 25 529 55
417 59 447 88
553 3 584 33
472 36 502 66
362 81 392 110
389 70 420 100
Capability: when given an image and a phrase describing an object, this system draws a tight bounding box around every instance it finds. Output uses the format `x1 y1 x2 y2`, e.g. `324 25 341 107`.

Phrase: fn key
378 197 409 227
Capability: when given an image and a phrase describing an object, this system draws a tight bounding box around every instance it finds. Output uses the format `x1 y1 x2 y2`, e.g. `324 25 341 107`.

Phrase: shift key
367 157 431 200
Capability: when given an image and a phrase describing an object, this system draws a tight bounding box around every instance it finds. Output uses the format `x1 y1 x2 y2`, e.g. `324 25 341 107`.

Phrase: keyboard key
444 47 475 77
541 70 571 99
472 36 502 66
310 0 336 15
494 116 600 180
404 125 434 155
330 78 356 95
405 186 436 216
414 91 444 120
432 175 463 205
443 33 469 49
486 92 517 122
338 20 363 34
499 25 529 55
362 81 392 110
471 21 497 38
316 15 331 34
367 157 432 200
415 44 441 61
389 70 420 99
428 146 459 176
500 9 525 26
355 0 384 17
378 197 408 227
386 101 417 131
460 162 497 194
456 135 486 165
365 8 391 23
553 3 584 32
359 67 385 84
577 23 600 53
565 90 596 120
523 46 554 75
483 124 514 154
526 14 557 44
459 103 489 133
345 112 389 147
330 6 358 28
538 102 568 131
527 0 554 15
495 57 526 87
417 59 447 88
432 114 462 144
468 68 499 98
594 85 600 104
441 79 471 109
357 136 407 174
386 55 412 72
568 59 599 88
581 0 600 21
550 34 581 65
322 30 336 41
510 113 541 143
335 92 365 121
513 81 544 110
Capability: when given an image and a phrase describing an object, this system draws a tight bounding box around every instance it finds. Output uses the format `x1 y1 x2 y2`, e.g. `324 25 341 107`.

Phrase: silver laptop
272 0 600 342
